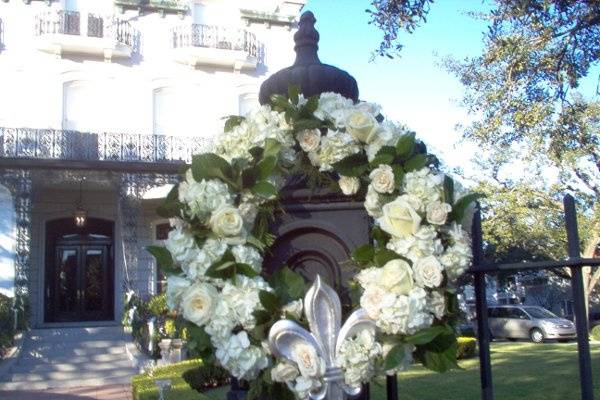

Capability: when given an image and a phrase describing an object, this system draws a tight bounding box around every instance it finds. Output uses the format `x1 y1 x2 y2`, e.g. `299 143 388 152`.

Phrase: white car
487 305 576 343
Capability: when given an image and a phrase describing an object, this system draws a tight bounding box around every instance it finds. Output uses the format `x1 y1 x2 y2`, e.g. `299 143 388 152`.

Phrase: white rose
282 299 304 319
166 275 191 311
360 286 387 320
210 205 245 240
271 361 299 382
377 195 422 238
296 129 321 152
413 255 444 288
345 110 378 143
426 201 452 225
291 343 325 378
364 185 382 218
379 259 414 295
369 164 395 194
165 227 197 265
181 282 218 327
339 176 360 195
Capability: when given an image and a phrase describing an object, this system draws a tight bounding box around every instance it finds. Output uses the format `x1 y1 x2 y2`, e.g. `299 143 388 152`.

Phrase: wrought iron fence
36 10 81 36
34 11 136 47
0 127 211 164
171 24 260 59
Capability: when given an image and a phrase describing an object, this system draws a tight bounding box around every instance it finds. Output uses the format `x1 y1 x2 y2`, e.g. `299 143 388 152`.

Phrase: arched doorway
44 217 114 323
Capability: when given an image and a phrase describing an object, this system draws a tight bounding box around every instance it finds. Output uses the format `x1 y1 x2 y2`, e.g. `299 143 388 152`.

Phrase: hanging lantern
74 178 87 227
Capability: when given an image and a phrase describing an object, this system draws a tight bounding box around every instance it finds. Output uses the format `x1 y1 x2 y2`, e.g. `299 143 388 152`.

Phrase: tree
368 0 600 313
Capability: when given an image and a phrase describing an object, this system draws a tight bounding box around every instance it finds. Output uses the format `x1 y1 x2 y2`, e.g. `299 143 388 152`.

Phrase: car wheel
530 328 544 343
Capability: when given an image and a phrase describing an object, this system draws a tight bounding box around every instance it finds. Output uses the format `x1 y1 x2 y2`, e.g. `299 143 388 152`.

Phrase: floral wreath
149 86 478 399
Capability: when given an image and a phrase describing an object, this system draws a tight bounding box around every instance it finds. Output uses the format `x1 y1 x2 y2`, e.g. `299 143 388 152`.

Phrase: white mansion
0 0 304 328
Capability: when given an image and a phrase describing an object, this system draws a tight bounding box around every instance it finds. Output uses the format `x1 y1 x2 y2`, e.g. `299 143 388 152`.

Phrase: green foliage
456 337 477 360
0 294 15 356
591 325 600 341
146 246 178 275
131 359 222 400
267 267 309 303
414 326 459 373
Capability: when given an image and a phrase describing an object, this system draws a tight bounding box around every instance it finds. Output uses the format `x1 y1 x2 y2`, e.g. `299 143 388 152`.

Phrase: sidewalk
0 384 133 400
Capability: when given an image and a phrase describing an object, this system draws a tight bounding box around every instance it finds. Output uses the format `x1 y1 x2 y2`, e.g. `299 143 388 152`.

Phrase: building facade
0 0 304 327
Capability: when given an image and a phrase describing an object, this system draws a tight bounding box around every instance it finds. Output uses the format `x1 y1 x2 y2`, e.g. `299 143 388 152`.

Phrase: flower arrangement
149 86 479 399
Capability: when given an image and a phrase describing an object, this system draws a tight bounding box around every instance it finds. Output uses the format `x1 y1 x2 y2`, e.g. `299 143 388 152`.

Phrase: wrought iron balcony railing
0 128 211 165
171 24 260 59
35 11 136 47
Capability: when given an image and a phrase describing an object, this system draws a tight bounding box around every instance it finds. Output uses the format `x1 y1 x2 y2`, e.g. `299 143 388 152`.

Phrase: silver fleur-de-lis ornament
269 275 376 400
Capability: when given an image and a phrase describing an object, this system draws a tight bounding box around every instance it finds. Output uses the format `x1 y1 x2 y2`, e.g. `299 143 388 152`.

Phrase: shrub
457 336 477 359
591 325 600 341
132 359 222 400
0 294 15 356
182 364 230 393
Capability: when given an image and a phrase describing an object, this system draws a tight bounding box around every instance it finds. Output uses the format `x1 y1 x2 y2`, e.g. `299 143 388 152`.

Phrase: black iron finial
293 11 320 66
258 11 359 104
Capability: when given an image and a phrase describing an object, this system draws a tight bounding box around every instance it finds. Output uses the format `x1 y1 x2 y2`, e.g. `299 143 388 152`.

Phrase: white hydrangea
181 238 228 280
313 92 354 127
308 129 360 171
386 225 444 263
165 275 191 311
214 331 270 380
427 291 446 320
336 328 382 388
403 168 444 211
179 174 233 220
165 227 198 265
220 275 270 329
365 121 408 162
214 105 294 163
441 222 472 281
375 288 433 335
231 244 263 272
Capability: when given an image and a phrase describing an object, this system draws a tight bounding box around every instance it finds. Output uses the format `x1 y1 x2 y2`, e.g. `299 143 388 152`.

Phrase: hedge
457 336 477 359
0 294 15 357
591 325 600 341
132 359 228 400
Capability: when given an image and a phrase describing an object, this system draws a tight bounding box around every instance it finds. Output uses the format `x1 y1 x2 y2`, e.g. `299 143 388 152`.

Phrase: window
63 81 100 131
153 221 172 293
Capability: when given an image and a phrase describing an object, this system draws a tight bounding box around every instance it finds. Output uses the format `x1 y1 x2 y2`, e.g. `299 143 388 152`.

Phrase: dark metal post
563 194 594 400
386 375 398 400
472 205 494 400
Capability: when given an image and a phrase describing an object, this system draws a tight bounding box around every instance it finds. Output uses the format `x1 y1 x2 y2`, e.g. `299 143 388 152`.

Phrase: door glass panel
57 249 78 314
83 249 104 313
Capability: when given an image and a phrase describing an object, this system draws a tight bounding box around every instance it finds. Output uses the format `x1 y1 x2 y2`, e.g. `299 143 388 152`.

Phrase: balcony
114 0 188 18
0 127 211 171
171 24 261 70
34 11 137 61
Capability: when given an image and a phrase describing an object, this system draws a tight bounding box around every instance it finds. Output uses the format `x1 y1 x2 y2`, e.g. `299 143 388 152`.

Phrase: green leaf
253 310 272 325
370 146 397 166
156 184 181 218
415 328 459 373
405 325 447 345
384 343 408 370
251 181 278 199
256 156 278 180
373 248 401 267
332 152 369 177
392 164 405 189
294 119 322 132
192 153 233 183
449 193 484 223
271 94 292 111
444 175 455 205
242 167 258 189
205 251 236 279
146 246 178 275
264 138 282 158
223 115 245 132
371 226 390 248
352 244 375 265
236 263 259 278
268 267 308 301
404 154 429 172
288 84 300 105
301 96 319 117
396 131 416 158
259 290 281 312
249 146 264 161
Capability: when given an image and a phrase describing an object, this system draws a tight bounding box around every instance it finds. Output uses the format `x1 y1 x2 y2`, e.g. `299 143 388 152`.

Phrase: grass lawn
138 342 600 400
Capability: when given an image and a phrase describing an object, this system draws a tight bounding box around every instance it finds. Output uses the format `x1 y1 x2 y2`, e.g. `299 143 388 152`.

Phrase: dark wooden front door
45 218 114 323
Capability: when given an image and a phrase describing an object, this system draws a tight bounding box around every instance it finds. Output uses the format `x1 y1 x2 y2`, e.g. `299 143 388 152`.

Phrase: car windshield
524 307 558 319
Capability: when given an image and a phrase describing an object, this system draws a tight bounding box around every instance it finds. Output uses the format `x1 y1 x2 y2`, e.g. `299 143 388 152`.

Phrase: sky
302 0 490 175
301 0 599 182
